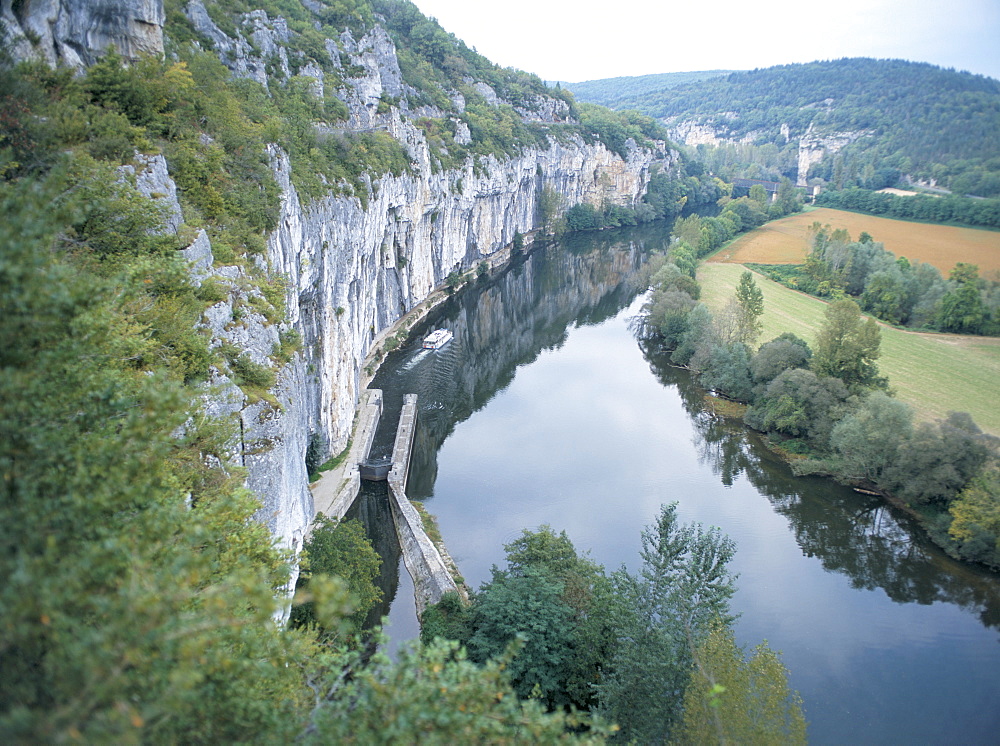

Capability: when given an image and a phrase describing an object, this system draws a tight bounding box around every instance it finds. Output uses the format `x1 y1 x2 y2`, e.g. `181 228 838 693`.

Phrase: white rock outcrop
2 0 164 67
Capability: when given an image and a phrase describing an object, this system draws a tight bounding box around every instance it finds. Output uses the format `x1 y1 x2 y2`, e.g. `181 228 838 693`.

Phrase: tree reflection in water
638 337 1000 630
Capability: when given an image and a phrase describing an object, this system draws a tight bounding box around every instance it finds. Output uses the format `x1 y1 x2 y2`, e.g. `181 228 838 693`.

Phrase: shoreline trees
636 237 1000 569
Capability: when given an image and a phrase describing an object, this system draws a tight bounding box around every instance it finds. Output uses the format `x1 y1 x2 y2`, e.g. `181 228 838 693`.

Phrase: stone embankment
311 392 460 618
310 388 382 525
386 395 461 616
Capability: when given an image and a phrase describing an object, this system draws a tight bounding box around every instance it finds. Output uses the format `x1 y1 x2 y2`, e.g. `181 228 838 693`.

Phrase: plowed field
714 207 1000 276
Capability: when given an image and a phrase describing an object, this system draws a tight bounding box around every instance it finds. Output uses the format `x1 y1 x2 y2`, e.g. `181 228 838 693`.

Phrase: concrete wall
387 395 460 617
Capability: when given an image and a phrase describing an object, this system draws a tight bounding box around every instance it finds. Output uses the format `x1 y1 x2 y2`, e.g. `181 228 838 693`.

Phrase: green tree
669 241 699 279
811 298 886 391
745 368 852 449
648 287 697 348
749 333 812 392
672 214 703 247
291 514 382 635
937 262 987 333
820 391 914 485
565 202 603 232
675 626 807 746
735 270 765 347
949 465 1000 567
671 303 714 367
773 177 800 216
465 527 615 710
538 185 563 233
883 413 997 507
467 568 580 708
597 504 737 743
748 183 769 206
861 269 907 325
698 342 755 402
420 590 474 644
304 638 613 744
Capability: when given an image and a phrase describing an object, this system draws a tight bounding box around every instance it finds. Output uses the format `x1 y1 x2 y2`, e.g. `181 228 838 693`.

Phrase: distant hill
567 59 1000 197
561 70 736 109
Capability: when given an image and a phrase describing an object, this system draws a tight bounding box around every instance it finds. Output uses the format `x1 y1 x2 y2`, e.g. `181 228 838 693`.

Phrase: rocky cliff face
9 0 675 568
2 0 164 66
171 6 674 564
795 125 873 186
668 115 872 186
260 122 667 562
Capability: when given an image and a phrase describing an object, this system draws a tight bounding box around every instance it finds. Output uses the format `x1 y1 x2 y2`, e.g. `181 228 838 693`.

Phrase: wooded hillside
568 58 1000 197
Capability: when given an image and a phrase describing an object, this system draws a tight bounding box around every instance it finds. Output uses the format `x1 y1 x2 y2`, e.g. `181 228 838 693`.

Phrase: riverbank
696 262 1000 436
707 390 1000 573
340 223 1000 744
308 233 543 617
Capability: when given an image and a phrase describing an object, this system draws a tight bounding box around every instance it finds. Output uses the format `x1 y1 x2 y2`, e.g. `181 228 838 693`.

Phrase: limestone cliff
2 0 164 66
795 124 874 186
8 0 675 567
258 115 669 561
667 115 872 186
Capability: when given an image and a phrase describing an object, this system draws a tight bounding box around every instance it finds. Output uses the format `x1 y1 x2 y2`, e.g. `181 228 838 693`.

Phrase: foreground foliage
675 626 807 745
424 510 805 743
290 515 383 637
0 160 615 745
304 639 613 744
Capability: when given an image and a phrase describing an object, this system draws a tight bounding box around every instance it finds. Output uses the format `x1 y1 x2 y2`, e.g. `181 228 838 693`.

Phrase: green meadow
697 263 1000 436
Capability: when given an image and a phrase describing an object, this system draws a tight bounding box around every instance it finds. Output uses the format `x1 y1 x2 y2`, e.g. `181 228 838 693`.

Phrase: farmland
697 263 1000 436
715 207 1000 276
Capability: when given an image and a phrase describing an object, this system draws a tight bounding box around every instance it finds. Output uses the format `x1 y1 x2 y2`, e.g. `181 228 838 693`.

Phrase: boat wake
401 348 433 370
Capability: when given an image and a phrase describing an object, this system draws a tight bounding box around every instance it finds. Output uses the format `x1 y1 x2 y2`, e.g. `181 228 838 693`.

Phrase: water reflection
345 481 401 628
363 226 669 641
640 339 1000 631
370 225 666 469
361 222 1000 743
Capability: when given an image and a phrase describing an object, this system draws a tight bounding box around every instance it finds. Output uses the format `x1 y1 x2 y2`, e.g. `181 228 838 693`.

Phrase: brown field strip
715 207 1000 276
697 263 1000 437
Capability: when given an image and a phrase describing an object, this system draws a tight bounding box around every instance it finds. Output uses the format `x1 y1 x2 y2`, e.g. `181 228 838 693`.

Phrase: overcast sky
411 0 1000 83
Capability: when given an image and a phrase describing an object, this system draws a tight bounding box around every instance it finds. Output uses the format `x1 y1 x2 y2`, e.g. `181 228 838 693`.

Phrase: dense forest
568 58 1000 198
562 70 733 110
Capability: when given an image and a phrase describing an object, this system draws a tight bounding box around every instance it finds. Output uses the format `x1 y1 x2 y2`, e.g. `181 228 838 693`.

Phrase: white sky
410 0 1000 83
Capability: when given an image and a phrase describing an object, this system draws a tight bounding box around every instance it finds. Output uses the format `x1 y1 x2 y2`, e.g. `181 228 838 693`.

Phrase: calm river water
355 224 1000 745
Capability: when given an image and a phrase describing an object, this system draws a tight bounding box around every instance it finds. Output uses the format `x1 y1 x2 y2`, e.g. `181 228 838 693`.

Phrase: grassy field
715 207 1000 276
697 263 1000 436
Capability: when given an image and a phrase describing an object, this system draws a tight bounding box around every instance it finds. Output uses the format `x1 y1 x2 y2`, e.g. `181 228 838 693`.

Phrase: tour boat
422 328 453 349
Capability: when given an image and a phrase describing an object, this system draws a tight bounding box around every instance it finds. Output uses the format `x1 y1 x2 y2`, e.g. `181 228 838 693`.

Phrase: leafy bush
227 352 276 389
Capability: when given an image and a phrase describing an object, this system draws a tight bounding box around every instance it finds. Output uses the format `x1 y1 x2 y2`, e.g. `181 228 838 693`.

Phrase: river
352 223 1000 744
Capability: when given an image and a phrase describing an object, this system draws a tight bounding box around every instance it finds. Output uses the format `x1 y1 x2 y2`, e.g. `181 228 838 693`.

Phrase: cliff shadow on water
368 223 672 476
358 223 672 621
